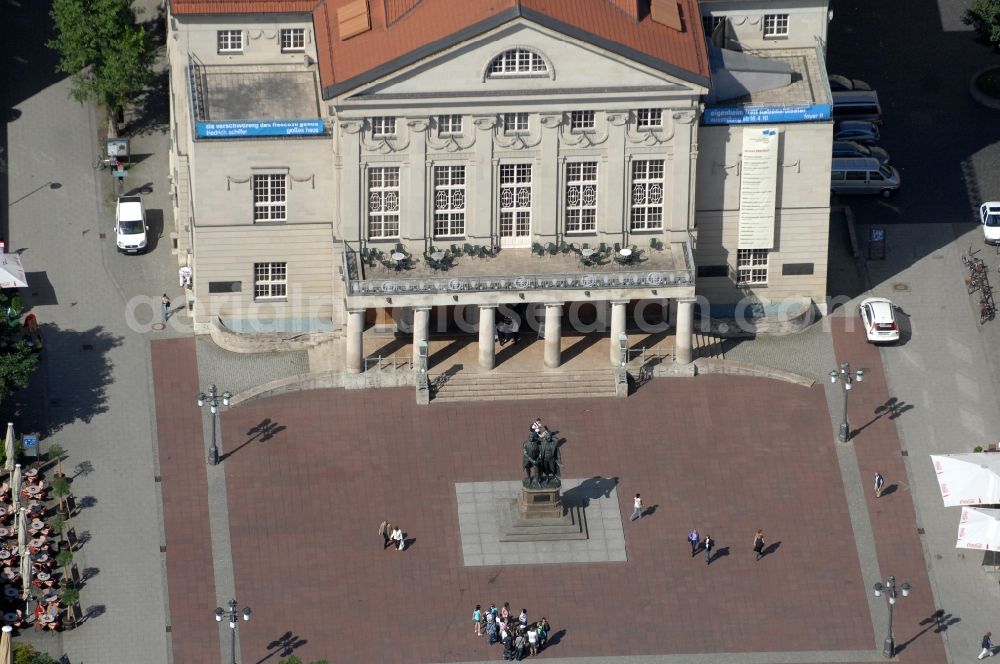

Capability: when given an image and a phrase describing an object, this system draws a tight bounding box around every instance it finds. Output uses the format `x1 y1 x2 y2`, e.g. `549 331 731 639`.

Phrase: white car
115 195 148 254
858 297 900 343
981 201 1000 245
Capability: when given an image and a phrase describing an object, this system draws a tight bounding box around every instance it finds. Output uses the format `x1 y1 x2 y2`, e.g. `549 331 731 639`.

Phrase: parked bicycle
981 288 996 324
92 156 119 170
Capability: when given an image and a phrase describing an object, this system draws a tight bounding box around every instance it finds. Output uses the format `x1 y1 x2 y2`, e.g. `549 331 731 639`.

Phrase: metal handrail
625 345 675 364
364 355 412 371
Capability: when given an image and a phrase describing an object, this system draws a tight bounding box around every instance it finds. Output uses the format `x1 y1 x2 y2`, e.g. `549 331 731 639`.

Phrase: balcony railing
342 243 695 297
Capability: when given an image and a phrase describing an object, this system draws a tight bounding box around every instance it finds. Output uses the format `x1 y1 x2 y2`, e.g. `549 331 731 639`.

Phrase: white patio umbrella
19 550 30 601
931 453 1000 506
0 254 28 289
15 509 26 554
9 465 20 516
0 624 12 664
2 424 13 473
956 506 1000 549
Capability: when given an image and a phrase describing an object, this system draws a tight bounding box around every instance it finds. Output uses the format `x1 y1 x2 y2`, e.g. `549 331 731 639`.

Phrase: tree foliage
0 291 37 406
964 0 1000 49
12 642 59 664
47 0 153 120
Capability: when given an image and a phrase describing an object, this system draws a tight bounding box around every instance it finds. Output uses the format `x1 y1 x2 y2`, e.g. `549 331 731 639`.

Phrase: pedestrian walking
527 625 539 655
391 526 405 551
687 528 700 557
981 631 995 658
519 608 527 626
486 614 498 645
514 631 526 661
474 605 482 636
753 529 765 560
630 493 643 521
378 520 393 549
703 534 714 565
490 603 499 620
874 471 885 498
161 294 171 322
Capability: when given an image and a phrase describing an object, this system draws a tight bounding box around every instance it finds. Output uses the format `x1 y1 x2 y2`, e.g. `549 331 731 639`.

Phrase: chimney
650 0 682 30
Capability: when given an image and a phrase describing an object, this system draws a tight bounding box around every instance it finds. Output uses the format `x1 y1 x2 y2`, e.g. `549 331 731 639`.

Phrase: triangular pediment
336 20 707 102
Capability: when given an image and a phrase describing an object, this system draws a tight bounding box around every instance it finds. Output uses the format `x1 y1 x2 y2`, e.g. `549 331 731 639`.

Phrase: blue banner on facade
702 103 831 125
196 119 325 138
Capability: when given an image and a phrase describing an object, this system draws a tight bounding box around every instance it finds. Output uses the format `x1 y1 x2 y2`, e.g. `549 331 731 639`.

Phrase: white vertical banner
738 128 780 249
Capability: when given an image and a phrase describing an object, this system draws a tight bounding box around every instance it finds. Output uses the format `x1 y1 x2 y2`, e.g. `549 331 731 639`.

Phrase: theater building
166 0 834 372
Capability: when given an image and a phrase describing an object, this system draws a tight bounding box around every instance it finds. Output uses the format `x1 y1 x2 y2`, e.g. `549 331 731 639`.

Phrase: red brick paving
152 338 218 664
219 375 877 663
832 316 948 664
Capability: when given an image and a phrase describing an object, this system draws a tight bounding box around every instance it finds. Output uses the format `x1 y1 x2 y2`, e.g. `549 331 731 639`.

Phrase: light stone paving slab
456 478 624 567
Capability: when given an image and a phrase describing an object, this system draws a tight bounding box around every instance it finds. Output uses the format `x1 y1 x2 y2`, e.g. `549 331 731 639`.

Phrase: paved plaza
152 320 946 663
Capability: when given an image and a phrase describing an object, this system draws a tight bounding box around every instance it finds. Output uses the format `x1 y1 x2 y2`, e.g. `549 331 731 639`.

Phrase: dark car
828 74 873 92
833 121 880 146
832 140 890 164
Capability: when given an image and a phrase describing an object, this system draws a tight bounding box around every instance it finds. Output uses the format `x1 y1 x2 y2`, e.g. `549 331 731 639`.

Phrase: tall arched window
487 48 547 77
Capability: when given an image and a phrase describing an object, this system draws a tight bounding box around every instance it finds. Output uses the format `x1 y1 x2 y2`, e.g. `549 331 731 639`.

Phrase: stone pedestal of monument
498 481 588 542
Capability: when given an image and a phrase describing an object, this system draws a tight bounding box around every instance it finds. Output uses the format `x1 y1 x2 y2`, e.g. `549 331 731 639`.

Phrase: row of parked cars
828 75 901 198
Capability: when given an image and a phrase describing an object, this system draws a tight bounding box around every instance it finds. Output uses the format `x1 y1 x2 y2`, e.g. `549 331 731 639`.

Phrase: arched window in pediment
487 48 548 78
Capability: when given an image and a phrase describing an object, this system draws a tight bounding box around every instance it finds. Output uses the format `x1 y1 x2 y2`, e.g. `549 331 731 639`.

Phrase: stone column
675 298 695 365
661 298 672 328
478 305 496 370
609 300 627 366
544 303 562 368
345 309 365 374
412 306 431 368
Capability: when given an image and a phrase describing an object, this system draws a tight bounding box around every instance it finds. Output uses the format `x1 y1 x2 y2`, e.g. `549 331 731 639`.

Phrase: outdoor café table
0 528 9 539
38 614 55 629
3 612 15 622
30 520 43 531
0 550 10 562
391 252 406 262
24 469 37 480
430 251 446 261
24 486 41 498
42 593 57 604
36 572 49 583
618 248 633 262
27 503 43 516
3 586 17 598
29 538 45 550
33 553 49 564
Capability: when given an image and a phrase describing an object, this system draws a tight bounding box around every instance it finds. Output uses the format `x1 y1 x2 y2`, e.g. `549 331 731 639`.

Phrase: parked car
831 158 900 198
115 195 148 254
858 297 900 343
981 201 1000 245
833 121 880 145
828 74 872 92
831 90 882 123
832 140 890 164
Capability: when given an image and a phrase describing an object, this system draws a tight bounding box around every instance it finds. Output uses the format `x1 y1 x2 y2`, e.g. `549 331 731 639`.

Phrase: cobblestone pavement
195 336 309 395
153 369 943 664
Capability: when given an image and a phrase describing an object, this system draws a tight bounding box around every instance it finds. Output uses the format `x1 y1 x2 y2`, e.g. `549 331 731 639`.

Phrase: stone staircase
430 368 619 403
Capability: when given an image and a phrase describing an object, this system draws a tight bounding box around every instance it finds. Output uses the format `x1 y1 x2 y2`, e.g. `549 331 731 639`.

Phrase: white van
831 90 882 123
831 158 900 198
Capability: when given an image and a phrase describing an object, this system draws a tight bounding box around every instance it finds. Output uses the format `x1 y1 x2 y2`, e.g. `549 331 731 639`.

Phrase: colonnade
344 298 696 373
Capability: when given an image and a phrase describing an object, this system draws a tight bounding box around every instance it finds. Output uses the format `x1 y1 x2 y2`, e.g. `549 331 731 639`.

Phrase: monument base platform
497 499 588 542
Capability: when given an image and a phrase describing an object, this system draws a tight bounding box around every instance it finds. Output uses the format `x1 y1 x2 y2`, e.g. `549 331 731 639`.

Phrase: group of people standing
474 602 550 660
681 528 767 565
378 520 405 551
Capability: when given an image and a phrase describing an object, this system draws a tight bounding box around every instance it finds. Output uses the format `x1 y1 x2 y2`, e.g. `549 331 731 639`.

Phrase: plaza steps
430 368 618 403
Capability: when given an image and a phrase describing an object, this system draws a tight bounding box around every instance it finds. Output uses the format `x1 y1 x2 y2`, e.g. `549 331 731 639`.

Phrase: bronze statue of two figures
522 431 562 488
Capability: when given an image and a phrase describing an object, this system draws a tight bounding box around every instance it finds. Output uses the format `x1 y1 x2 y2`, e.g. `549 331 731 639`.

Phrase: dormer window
371 116 396 137
488 48 547 77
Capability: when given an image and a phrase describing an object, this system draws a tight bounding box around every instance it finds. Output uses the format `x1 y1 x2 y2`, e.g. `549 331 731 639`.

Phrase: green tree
964 0 1000 49
0 291 37 406
12 642 60 664
47 0 153 134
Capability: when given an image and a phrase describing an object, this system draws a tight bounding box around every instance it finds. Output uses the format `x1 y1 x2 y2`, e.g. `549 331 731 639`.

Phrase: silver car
833 121 880 146
832 141 890 164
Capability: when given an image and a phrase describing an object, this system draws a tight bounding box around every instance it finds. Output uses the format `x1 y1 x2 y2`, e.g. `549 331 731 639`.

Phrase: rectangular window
433 165 465 237
570 110 595 132
499 164 532 239
737 249 769 285
252 174 286 222
702 15 725 38
636 109 662 129
629 160 664 231
763 14 789 37
217 30 243 53
280 28 305 52
371 116 396 137
503 113 529 134
438 115 463 136
368 167 400 238
564 162 598 233
254 262 287 300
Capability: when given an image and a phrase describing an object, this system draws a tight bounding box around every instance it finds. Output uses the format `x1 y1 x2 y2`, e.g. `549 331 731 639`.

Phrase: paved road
1 0 178 660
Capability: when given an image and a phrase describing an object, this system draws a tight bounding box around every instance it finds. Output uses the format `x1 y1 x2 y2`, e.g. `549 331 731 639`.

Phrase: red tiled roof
171 0 320 14
316 0 708 97
171 0 710 97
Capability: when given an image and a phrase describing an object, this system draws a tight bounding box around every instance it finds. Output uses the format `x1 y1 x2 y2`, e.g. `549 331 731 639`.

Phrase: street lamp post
197 384 232 466
873 575 910 658
215 598 251 664
829 362 864 442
